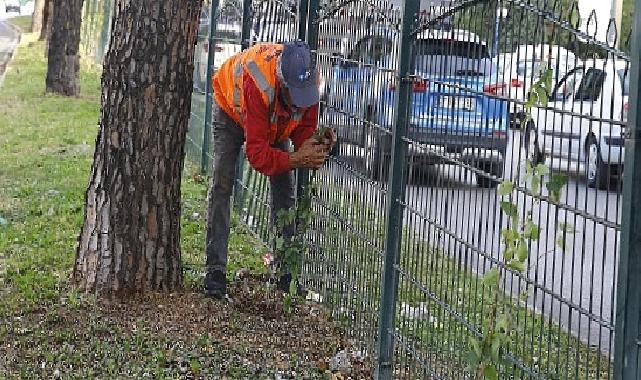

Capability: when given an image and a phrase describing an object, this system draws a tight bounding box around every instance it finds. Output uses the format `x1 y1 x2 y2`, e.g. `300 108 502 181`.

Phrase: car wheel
523 122 543 165
476 161 504 188
364 129 388 181
586 138 611 190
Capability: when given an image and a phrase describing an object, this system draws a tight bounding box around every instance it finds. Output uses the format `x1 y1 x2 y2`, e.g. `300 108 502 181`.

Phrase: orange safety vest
212 43 306 144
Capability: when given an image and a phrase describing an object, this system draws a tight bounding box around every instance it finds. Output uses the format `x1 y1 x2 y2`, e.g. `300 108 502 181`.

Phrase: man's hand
289 138 328 169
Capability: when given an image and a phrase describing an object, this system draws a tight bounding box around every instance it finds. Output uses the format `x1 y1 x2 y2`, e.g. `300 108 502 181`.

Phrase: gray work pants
205 104 295 273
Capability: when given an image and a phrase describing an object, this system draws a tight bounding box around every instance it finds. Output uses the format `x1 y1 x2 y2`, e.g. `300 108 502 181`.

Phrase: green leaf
496 314 510 333
530 175 541 194
503 247 515 261
465 350 481 372
523 220 540 240
470 336 483 358
535 163 550 176
275 237 285 250
498 181 514 196
517 240 529 262
490 334 502 362
501 228 519 244
525 160 534 176
500 201 518 221
525 91 537 109
546 173 568 202
483 268 500 287
535 86 549 106
484 364 498 380
283 294 293 314
507 260 526 272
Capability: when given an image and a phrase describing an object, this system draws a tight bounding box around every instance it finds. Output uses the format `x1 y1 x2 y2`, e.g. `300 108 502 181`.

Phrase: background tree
40 0 53 42
74 0 203 295
46 0 84 95
32 0 46 37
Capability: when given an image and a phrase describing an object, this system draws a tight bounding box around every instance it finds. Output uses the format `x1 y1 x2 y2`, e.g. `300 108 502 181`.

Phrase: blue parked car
320 28 509 188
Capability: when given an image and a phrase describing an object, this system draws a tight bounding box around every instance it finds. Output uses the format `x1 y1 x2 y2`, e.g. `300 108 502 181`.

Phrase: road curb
0 20 21 88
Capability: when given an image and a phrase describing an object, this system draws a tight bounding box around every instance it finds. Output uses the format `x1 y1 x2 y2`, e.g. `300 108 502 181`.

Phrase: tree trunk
32 0 46 37
40 0 53 41
46 0 84 96
73 0 203 296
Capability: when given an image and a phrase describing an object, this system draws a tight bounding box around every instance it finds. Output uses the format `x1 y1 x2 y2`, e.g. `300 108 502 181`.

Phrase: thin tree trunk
40 0 53 41
32 0 46 37
74 0 203 296
46 0 84 95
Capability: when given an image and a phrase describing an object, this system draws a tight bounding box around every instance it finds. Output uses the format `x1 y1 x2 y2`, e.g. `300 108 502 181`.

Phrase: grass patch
7 15 33 33
0 29 362 380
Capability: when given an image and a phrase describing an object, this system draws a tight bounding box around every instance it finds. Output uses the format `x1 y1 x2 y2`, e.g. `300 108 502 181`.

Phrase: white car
496 45 580 128
5 0 21 13
525 58 629 189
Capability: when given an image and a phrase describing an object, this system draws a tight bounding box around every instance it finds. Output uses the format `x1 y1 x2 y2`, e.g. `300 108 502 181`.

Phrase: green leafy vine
272 127 330 313
467 66 574 378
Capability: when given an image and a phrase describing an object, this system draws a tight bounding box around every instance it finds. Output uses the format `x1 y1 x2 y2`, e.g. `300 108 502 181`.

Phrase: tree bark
40 0 53 41
74 0 203 296
46 0 84 96
32 0 46 37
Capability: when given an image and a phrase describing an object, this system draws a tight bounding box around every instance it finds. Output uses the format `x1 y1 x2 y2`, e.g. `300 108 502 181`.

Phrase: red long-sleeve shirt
242 72 318 176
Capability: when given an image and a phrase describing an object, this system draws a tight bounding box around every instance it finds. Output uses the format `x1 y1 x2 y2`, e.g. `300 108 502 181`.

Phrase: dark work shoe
277 274 308 297
204 270 226 299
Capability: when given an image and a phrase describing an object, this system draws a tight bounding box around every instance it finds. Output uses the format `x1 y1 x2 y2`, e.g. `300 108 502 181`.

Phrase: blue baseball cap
278 41 319 108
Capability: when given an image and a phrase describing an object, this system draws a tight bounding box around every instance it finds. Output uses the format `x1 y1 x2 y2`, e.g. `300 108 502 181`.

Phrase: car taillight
623 102 629 122
413 78 428 92
389 79 396 91
388 78 429 92
511 79 523 88
484 83 507 96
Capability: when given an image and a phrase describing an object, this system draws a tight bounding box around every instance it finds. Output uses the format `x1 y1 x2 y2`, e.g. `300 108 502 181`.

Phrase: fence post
201 0 221 174
240 0 252 50
297 0 309 41
233 0 253 210
376 1 419 378
614 0 641 378
305 0 320 51
96 0 113 64
294 0 319 211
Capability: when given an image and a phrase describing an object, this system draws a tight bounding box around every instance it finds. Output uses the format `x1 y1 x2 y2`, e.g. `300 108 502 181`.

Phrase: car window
516 60 540 77
617 69 630 95
416 39 489 59
347 37 372 63
414 39 492 77
575 68 606 101
215 27 241 41
550 67 584 101
370 36 393 63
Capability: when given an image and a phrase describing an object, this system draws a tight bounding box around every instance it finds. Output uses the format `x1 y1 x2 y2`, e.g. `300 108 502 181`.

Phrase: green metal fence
79 0 113 65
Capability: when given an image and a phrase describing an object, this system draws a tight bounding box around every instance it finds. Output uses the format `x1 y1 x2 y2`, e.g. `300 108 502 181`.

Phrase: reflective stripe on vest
232 61 243 117
245 60 275 104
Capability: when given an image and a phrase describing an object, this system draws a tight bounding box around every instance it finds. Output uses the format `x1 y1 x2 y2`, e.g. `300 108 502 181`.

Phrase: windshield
416 39 489 59
617 69 630 96
414 39 493 77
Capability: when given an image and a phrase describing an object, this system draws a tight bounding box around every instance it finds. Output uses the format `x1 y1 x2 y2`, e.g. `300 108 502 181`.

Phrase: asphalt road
332 127 621 355
0 3 23 85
